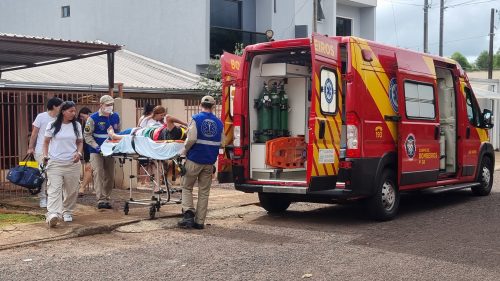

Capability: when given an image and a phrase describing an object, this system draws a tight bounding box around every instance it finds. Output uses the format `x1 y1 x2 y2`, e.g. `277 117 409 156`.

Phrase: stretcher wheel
124 202 129 215
149 206 156 220
156 201 161 211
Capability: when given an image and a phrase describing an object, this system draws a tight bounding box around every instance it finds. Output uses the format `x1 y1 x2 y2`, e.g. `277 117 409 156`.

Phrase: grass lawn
0 213 44 227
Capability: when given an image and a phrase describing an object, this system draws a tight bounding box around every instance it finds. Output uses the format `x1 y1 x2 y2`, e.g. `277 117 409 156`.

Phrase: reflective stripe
93 133 109 139
196 139 221 146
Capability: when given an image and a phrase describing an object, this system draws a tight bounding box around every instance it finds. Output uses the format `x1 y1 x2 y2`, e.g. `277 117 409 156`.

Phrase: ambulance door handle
434 126 440 140
319 120 326 139
466 127 471 139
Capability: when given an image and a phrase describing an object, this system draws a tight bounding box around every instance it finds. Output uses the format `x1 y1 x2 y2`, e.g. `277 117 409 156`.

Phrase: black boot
178 210 195 228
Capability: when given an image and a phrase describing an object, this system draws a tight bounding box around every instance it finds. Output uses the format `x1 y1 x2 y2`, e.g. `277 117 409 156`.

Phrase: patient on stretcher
108 115 187 141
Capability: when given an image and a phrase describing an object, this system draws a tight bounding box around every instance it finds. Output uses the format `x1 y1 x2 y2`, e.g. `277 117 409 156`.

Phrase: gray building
0 0 376 74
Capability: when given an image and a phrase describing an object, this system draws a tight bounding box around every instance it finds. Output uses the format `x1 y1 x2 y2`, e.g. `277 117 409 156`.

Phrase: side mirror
482 109 493 129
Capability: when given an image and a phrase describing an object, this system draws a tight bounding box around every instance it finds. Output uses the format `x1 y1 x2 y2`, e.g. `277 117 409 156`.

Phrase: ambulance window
404 81 435 119
464 87 480 126
320 68 337 115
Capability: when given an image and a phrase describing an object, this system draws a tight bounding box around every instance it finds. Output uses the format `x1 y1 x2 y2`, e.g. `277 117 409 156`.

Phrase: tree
197 43 245 100
475 50 489 70
494 48 500 69
450 52 471 70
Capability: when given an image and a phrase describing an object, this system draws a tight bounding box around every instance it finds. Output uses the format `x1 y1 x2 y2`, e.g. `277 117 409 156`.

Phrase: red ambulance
217 35 494 220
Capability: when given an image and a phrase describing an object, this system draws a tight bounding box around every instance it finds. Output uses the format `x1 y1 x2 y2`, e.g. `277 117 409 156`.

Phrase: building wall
0 0 375 73
0 0 209 74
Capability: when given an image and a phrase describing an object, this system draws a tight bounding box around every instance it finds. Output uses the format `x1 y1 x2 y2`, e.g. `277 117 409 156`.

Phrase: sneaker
104 202 113 209
177 210 195 228
39 198 47 208
46 213 59 228
97 202 106 209
63 214 73 222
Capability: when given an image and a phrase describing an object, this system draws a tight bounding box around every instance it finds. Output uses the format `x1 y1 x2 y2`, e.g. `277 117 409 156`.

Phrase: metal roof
1 49 203 92
0 33 121 72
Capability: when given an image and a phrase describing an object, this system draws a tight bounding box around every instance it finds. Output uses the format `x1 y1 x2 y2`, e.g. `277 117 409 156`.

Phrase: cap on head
100 95 114 105
201 95 216 105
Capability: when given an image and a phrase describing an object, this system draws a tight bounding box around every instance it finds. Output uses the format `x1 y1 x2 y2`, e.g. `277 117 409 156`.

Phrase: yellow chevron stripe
351 39 397 142
423 56 436 77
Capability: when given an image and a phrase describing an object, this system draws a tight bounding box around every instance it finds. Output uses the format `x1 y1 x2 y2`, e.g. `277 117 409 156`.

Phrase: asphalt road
1 172 500 281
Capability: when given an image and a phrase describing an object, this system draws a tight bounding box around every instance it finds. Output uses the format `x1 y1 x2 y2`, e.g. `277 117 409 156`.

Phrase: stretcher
102 135 186 219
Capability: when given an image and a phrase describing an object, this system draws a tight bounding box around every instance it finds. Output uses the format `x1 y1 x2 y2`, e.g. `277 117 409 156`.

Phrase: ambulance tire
472 157 493 196
258 192 291 214
366 169 399 221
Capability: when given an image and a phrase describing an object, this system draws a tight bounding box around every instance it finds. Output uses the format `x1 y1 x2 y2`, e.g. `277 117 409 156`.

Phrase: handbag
6 154 45 195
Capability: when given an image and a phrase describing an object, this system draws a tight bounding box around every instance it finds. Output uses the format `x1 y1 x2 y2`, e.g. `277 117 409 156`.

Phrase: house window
61 6 70 18
404 82 436 119
317 0 325 21
336 17 352 36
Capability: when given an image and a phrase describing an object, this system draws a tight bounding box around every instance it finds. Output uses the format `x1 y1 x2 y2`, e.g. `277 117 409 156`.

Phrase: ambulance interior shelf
248 57 310 181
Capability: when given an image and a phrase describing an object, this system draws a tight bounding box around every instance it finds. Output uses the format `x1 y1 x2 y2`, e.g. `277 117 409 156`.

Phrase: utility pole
439 0 444 56
488 8 495 79
424 0 429 53
313 0 317 33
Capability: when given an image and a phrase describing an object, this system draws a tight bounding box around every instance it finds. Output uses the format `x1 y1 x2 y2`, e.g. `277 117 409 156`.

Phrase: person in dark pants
178 95 223 230
83 95 120 209
78 107 93 196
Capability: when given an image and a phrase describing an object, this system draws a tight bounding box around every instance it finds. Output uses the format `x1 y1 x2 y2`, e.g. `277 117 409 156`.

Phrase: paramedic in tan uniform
178 95 223 229
83 95 120 209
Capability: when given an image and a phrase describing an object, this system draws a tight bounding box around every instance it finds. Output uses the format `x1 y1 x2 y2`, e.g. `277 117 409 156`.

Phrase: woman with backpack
42 101 84 227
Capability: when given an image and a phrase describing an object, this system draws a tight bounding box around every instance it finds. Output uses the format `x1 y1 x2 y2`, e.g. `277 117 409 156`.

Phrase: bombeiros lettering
314 39 335 57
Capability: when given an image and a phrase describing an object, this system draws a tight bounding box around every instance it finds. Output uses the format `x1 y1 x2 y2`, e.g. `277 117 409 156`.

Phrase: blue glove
94 146 101 153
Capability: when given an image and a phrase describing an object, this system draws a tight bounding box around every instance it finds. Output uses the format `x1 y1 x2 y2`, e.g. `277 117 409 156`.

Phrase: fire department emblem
389 78 398 113
324 78 334 104
405 134 416 160
201 119 217 138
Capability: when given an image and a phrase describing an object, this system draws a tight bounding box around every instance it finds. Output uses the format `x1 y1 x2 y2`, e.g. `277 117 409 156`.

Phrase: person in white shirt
137 103 154 128
42 101 84 228
138 105 166 128
27 97 63 208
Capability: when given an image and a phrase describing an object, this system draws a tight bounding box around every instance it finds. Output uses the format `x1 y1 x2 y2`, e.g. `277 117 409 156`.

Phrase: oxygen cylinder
261 84 273 142
270 83 280 137
279 85 289 136
253 83 266 143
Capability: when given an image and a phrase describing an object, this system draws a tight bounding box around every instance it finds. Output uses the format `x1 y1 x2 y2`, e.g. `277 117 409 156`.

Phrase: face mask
103 105 113 113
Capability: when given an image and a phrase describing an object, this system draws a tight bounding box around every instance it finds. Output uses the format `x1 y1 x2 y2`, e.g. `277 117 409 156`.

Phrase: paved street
1 172 500 281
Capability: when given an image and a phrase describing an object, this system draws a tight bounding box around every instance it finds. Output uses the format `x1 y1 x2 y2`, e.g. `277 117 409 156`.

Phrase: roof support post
107 51 115 96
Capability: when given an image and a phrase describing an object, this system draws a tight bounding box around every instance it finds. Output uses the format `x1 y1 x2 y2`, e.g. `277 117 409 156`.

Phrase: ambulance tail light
346 112 360 158
233 115 242 157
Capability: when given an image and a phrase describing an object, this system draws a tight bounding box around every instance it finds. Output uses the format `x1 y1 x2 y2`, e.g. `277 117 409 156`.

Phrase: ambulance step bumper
421 182 481 194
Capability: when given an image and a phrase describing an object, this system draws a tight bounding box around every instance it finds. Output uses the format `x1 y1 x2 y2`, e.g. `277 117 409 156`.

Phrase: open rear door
395 55 440 187
217 52 242 183
307 34 343 191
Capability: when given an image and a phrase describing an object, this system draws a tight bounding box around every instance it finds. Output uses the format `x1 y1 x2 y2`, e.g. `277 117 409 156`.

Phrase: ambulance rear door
308 34 343 191
217 52 242 183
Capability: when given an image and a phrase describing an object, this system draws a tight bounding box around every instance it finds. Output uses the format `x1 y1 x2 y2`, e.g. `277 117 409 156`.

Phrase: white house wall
0 0 209 74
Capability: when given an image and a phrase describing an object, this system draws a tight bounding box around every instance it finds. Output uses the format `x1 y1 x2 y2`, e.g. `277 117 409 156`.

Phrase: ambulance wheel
472 157 493 196
366 169 399 221
258 193 291 214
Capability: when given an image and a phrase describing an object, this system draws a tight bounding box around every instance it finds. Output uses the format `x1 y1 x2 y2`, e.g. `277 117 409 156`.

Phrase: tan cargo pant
34 153 47 200
181 159 214 225
46 160 80 217
89 153 115 203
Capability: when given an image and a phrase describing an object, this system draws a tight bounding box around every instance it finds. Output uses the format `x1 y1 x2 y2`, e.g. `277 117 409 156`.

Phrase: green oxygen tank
279 85 289 137
260 83 273 142
254 83 266 143
270 82 280 138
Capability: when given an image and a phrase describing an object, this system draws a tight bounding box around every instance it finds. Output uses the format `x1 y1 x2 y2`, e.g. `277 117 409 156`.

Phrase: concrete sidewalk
0 185 258 251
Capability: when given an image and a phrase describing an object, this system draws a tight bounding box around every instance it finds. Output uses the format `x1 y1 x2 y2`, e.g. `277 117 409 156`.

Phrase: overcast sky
376 0 500 62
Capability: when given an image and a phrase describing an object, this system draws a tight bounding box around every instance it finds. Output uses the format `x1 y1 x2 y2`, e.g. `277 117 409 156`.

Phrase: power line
391 1 400 46
448 0 498 8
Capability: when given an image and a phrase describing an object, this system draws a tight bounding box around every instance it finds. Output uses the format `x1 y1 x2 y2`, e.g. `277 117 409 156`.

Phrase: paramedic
84 95 120 209
178 95 223 229
27 97 63 208
42 101 83 227
78 107 93 196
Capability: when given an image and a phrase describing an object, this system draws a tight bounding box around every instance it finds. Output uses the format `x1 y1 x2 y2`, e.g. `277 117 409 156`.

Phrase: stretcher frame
114 153 185 219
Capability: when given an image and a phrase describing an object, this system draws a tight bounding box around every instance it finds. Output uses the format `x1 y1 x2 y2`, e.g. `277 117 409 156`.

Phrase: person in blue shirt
178 95 223 230
83 95 120 209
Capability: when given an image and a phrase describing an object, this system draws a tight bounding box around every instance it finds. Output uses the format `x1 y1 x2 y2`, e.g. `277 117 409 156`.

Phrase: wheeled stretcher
101 135 186 219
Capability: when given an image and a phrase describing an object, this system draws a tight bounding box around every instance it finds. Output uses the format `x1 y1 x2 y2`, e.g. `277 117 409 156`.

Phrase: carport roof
0 33 121 72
